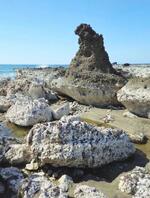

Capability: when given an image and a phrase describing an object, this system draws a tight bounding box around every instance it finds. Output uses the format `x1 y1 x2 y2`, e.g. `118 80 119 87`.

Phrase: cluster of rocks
0 23 149 197
119 164 150 198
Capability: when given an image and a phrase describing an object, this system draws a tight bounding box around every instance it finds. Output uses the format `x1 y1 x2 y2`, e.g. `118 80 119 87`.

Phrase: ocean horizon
0 63 150 79
0 64 68 78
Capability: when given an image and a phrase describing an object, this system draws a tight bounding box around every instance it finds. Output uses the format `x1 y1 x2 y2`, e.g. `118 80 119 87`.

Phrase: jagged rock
44 88 58 101
6 78 32 96
117 78 150 118
0 78 11 96
0 96 13 112
51 24 125 107
28 81 46 99
58 174 73 192
0 136 21 164
69 101 92 115
52 102 70 120
19 172 68 198
118 166 150 198
4 144 31 165
16 67 66 83
66 23 116 76
27 116 135 168
74 185 108 198
6 98 53 126
0 167 24 193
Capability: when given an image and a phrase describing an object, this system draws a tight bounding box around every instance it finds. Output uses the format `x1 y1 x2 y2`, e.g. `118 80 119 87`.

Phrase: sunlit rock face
117 77 150 118
51 24 125 107
66 23 116 77
27 116 135 168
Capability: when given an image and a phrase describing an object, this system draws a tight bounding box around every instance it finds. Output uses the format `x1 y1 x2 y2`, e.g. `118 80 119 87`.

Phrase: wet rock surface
27 116 135 168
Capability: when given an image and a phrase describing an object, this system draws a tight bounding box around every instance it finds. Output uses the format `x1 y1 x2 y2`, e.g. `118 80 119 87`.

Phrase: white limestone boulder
117 78 150 118
27 116 135 168
6 98 53 126
119 166 150 198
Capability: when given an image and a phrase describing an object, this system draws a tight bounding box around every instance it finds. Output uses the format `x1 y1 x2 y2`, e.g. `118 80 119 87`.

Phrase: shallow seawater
5 122 30 138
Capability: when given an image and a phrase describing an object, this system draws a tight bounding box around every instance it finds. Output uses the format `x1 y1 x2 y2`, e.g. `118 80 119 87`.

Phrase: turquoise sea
0 64 67 78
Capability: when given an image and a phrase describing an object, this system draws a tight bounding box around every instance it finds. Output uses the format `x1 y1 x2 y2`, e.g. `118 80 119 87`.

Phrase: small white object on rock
25 159 39 171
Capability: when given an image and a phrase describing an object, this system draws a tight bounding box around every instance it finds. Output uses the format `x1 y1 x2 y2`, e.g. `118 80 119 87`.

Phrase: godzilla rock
117 78 150 118
74 185 108 198
119 166 150 198
6 98 53 126
51 24 125 106
27 116 135 168
19 172 68 198
66 23 116 76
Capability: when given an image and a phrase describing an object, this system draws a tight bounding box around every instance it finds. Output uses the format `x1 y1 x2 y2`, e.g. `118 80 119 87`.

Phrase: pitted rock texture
66 23 116 77
6 98 53 126
0 136 21 164
74 185 108 198
27 116 135 168
19 172 68 198
119 166 150 198
117 78 150 118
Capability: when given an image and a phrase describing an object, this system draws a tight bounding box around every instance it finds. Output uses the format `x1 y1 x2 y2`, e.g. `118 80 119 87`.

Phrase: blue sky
0 0 150 64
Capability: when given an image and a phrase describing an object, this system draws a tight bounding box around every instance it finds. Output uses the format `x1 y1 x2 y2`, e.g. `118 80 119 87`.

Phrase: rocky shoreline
0 24 150 198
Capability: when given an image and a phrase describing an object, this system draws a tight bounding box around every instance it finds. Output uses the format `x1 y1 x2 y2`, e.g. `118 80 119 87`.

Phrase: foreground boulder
51 24 125 106
117 78 150 118
27 116 135 168
6 98 53 126
119 166 150 198
74 185 108 198
19 172 68 198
